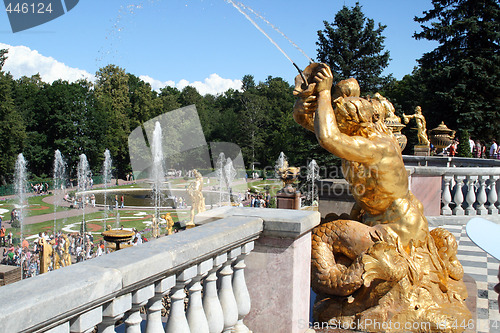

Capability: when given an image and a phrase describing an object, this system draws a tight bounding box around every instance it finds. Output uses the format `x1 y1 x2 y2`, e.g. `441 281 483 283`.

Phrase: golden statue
38 237 53 274
151 216 160 238
164 213 175 235
403 106 430 146
61 234 72 267
49 239 63 270
187 169 205 228
293 63 470 332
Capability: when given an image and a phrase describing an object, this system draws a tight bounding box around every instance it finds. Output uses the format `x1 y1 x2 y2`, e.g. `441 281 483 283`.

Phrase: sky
0 0 439 95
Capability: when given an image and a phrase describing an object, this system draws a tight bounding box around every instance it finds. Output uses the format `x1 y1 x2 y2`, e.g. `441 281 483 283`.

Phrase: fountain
216 152 227 206
150 121 164 238
275 152 301 209
224 157 237 204
53 150 66 235
77 154 91 245
305 159 320 207
102 149 113 228
14 153 27 279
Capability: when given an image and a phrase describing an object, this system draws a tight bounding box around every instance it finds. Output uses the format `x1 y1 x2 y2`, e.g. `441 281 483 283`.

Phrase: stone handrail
403 155 500 168
0 208 320 333
409 166 500 216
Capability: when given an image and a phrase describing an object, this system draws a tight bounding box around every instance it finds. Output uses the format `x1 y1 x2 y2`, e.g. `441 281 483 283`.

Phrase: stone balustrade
403 155 500 168
409 166 500 217
0 208 320 333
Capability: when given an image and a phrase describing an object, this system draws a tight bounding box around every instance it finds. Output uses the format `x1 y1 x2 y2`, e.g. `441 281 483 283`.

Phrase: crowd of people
442 138 499 158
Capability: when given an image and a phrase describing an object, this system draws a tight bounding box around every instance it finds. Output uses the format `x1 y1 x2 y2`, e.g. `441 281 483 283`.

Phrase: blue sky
0 0 439 94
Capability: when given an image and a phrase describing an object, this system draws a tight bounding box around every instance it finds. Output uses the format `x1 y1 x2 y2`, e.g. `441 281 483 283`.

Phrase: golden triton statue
403 106 430 146
293 63 470 332
187 169 205 228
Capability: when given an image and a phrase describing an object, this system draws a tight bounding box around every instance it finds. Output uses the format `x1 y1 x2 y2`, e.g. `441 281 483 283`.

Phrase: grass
0 194 71 220
6 208 187 245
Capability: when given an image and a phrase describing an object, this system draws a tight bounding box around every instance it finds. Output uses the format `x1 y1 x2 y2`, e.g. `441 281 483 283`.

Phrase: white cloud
0 43 242 95
140 73 242 96
0 43 94 83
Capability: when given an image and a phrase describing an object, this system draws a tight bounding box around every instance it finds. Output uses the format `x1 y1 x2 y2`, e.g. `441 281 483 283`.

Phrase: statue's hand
314 64 333 93
293 94 317 115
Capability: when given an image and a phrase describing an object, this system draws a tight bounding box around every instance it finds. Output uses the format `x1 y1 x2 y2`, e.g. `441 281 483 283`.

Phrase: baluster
165 266 197 333
452 176 465 215
70 306 102 333
233 242 254 333
441 175 453 215
187 260 212 333
203 253 226 333
219 248 241 333
98 294 132 333
497 177 500 209
477 176 488 215
125 285 155 333
465 175 478 216
488 175 499 215
146 276 175 333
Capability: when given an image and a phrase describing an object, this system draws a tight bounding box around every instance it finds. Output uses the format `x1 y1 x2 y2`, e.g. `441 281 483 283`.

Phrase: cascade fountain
53 150 66 235
14 153 27 278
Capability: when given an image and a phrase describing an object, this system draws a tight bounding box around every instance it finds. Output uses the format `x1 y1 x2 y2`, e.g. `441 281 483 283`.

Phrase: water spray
227 0 309 88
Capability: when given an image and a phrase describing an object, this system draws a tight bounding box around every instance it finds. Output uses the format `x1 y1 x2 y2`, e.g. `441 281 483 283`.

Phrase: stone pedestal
414 145 430 156
277 191 301 210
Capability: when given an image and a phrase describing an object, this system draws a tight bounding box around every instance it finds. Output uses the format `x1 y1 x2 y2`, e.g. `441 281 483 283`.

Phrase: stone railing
403 155 500 168
0 208 320 333
409 166 500 217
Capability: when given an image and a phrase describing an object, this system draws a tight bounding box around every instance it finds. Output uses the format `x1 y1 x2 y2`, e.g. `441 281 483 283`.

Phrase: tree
316 2 391 94
0 54 25 184
414 0 500 140
94 65 132 178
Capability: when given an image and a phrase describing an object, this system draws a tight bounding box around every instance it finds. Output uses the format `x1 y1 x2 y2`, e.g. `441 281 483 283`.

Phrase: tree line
0 0 497 184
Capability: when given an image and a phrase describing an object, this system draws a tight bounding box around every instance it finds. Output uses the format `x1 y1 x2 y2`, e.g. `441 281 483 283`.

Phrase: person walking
490 139 498 159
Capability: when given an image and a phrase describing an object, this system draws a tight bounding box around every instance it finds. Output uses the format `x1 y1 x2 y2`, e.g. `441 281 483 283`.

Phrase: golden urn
429 121 456 150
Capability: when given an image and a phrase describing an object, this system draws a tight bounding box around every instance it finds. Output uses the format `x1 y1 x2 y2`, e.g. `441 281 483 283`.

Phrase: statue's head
415 106 422 114
333 96 382 136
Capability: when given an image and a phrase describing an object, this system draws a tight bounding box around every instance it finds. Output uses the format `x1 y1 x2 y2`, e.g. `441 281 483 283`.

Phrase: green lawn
6 208 187 245
0 194 71 220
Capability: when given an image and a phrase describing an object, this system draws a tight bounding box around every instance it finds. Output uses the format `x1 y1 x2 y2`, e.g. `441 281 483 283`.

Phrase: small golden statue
293 63 470 332
163 213 175 235
187 169 205 228
38 237 53 274
61 234 72 267
403 106 430 146
151 216 160 238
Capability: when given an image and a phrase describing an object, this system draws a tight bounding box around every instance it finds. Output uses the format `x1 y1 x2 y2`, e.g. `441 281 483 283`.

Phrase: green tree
0 50 26 184
414 0 500 140
456 129 473 157
316 2 391 94
94 65 131 178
